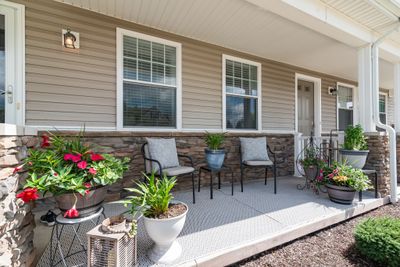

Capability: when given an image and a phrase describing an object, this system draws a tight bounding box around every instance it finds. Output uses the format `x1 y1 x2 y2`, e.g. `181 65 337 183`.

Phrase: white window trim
116 28 182 131
379 91 388 124
222 54 262 132
0 1 25 129
294 73 322 137
336 82 358 130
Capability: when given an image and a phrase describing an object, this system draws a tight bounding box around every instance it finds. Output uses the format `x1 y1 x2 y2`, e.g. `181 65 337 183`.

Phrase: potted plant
15 131 130 218
299 146 324 181
123 173 188 264
340 124 369 169
204 131 226 170
317 161 372 204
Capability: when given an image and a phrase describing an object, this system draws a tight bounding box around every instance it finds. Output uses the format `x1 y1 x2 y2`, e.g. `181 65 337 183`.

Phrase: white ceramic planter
143 201 188 264
340 149 369 169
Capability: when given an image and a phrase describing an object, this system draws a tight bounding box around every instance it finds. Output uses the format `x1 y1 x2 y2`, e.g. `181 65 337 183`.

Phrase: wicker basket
87 225 137 267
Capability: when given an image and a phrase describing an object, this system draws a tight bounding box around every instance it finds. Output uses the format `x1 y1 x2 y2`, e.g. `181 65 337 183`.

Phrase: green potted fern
340 124 369 169
204 131 226 170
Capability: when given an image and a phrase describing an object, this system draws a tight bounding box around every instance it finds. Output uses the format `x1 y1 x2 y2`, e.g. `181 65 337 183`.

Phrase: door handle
2 85 13 103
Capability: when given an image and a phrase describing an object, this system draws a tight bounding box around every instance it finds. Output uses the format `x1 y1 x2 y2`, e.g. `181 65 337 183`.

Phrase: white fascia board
245 0 400 62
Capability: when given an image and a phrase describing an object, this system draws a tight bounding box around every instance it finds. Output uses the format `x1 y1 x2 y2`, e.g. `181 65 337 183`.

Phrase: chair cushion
163 166 195 176
240 137 270 162
244 160 274 166
146 138 180 172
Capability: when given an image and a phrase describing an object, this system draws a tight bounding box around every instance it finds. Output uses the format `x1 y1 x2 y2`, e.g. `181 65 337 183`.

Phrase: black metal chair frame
240 144 277 194
141 142 196 203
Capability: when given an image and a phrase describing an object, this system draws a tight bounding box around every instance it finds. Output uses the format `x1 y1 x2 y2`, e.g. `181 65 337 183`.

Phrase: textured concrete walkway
36 176 387 267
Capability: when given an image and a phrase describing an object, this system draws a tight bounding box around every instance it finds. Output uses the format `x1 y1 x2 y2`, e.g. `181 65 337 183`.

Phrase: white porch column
358 46 376 132
394 63 400 132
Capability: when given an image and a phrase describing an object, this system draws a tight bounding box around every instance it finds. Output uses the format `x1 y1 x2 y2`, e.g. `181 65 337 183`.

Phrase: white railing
294 133 343 176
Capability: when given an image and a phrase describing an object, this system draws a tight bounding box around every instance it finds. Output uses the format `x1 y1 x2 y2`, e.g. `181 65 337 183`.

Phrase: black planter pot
326 184 356 205
55 186 106 218
205 148 225 171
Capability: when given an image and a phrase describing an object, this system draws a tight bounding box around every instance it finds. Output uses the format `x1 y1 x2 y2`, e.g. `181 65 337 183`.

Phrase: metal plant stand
49 207 105 267
198 165 234 199
296 136 322 192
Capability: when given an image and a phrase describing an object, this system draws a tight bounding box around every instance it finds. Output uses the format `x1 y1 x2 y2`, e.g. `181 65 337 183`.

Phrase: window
223 55 261 130
379 93 387 124
117 29 181 129
337 84 354 131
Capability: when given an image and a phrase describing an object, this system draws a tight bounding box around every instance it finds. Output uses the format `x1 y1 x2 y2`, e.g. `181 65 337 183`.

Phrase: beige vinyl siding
14 0 357 131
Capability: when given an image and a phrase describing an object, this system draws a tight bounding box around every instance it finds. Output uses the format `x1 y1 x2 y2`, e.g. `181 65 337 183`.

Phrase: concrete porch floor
34 176 388 267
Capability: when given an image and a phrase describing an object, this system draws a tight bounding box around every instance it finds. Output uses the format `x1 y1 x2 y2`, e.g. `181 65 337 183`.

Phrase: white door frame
0 1 25 126
295 73 322 137
336 82 358 130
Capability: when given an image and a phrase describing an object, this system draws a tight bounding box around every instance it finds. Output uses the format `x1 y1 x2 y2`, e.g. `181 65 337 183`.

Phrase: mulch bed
232 203 400 267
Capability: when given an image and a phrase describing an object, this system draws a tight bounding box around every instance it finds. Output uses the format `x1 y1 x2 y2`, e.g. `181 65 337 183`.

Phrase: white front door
297 79 315 136
0 5 18 124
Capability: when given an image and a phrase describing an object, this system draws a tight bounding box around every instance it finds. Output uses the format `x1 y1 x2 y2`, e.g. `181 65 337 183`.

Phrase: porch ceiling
56 0 395 89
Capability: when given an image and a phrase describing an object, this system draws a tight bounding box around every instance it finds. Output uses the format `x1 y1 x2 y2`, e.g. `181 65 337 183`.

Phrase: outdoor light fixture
62 29 80 50
328 86 337 95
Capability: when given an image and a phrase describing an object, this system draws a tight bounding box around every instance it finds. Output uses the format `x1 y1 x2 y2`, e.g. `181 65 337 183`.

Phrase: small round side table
49 207 105 267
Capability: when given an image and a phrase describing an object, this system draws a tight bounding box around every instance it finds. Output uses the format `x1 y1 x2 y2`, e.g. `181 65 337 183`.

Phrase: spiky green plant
123 173 177 218
204 131 225 150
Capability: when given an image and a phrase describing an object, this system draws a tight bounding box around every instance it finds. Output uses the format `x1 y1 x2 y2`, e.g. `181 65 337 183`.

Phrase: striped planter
326 184 356 205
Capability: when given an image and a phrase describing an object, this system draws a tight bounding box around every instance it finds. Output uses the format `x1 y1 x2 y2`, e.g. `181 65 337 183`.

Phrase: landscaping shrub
354 217 400 267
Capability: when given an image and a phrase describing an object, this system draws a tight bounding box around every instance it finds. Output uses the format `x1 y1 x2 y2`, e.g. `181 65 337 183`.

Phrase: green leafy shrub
204 131 225 150
343 124 368 150
354 217 400 267
123 173 177 218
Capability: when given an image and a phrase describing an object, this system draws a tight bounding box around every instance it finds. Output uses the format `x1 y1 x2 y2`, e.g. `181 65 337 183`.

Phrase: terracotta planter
326 184 356 205
55 186 106 218
144 201 188 264
304 166 318 181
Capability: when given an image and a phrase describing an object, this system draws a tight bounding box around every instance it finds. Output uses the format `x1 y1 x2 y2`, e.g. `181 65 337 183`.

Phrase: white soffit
55 0 396 88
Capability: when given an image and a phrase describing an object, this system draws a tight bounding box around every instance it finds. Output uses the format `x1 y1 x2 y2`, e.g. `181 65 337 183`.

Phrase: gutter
371 21 400 203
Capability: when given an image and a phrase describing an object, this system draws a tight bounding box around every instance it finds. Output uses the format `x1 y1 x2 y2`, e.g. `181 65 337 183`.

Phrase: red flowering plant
16 130 130 217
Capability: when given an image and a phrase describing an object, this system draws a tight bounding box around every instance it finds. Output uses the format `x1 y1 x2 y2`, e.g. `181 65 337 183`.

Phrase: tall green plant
204 131 225 150
123 173 177 218
343 124 368 150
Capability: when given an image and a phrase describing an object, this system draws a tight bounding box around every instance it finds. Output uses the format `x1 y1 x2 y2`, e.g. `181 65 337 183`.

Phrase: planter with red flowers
15 131 130 218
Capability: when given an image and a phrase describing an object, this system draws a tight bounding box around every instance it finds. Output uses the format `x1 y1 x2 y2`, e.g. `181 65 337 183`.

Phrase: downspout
371 22 400 203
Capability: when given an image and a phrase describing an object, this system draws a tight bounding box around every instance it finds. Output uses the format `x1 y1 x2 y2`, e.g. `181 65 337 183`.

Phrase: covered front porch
35 176 388 267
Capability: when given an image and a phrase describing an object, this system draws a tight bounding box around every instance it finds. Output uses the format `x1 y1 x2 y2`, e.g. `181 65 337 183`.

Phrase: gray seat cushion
146 138 180 172
244 160 273 166
163 166 195 176
240 137 270 162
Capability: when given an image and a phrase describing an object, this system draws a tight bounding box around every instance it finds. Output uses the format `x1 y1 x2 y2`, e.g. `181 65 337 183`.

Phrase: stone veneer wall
0 136 37 267
72 132 295 199
364 133 390 196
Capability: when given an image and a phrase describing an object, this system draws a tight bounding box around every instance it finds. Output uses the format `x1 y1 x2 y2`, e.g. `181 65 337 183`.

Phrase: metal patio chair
239 137 277 194
141 138 196 203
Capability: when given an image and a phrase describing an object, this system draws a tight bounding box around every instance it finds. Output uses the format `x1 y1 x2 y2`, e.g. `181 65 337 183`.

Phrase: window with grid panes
225 58 260 130
122 35 178 127
337 85 354 131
